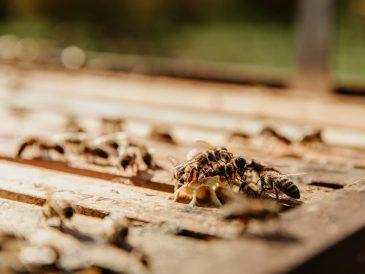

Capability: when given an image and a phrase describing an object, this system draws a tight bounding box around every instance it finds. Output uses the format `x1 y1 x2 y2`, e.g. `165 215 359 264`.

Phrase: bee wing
147 147 156 154
167 156 179 166
186 148 198 161
195 140 214 149
282 172 307 177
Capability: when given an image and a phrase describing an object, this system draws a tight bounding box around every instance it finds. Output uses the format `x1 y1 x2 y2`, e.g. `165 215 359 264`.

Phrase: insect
64 114 85 133
0 232 61 274
149 124 176 144
238 160 301 199
199 156 248 187
300 129 323 144
129 144 156 170
100 117 124 134
91 135 120 157
16 137 65 161
103 215 130 250
259 169 301 199
259 126 292 145
52 132 87 155
83 145 110 166
119 147 138 175
41 197 74 229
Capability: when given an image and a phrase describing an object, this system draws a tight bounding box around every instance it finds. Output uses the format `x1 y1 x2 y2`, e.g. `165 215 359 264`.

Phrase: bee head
108 141 119 150
234 157 247 170
226 164 233 175
54 145 65 154
63 206 74 219
199 157 209 167
207 151 216 162
217 165 226 176
142 153 152 167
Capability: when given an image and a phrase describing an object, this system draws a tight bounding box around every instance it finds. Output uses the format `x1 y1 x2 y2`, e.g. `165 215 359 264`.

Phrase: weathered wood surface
1 66 365 147
0 108 364 192
0 163 364 274
0 66 365 273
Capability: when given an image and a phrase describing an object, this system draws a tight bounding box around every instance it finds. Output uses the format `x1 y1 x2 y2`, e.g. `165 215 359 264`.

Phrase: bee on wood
91 135 120 157
237 160 301 200
103 215 130 249
129 144 157 170
119 147 138 175
16 137 65 161
259 126 292 145
42 197 74 229
300 129 324 146
83 145 110 166
100 117 124 135
64 114 85 133
199 157 248 187
0 232 60 274
259 169 301 199
52 132 87 155
149 124 176 144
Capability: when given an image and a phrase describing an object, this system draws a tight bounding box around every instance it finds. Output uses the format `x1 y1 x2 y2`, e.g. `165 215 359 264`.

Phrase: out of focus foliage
0 0 364 84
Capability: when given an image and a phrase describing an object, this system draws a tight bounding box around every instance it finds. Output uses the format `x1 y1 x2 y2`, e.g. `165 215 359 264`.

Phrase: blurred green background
0 0 364 87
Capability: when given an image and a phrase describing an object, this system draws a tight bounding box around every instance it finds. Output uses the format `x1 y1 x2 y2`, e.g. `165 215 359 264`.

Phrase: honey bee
41 197 74 229
52 132 87 154
16 137 65 161
300 129 323 144
129 144 156 170
83 145 110 166
103 215 130 250
259 169 301 199
119 147 138 174
64 114 85 133
100 117 124 135
0 232 60 274
91 135 120 157
149 124 176 144
259 126 292 145
199 157 248 185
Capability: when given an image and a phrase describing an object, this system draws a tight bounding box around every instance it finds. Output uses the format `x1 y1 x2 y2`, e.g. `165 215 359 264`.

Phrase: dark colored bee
42 198 74 228
259 169 300 199
83 146 110 166
16 137 65 160
260 126 291 145
119 149 138 174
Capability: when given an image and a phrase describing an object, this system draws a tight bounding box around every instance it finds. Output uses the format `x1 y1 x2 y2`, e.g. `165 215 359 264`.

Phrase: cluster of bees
173 142 300 207
16 130 157 176
0 196 148 274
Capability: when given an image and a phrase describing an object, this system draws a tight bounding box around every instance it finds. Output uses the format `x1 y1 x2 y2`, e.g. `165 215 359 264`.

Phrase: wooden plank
0 175 364 274
2 66 365 137
0 160 239 238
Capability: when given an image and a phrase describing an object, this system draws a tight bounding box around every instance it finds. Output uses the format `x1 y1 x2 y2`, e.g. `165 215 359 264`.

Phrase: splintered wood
0 66 365 274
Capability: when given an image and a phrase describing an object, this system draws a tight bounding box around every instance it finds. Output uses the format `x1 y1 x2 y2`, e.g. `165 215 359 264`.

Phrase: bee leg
208 187 222 207
188 189 198 207
274 187 279 199
173 184 186 202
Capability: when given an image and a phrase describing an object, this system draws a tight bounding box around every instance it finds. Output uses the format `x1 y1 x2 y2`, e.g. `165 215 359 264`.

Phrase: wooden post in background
292 0 335 93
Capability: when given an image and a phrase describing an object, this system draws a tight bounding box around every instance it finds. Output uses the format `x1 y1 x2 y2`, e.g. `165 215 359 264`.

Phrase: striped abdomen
276 178 300 199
